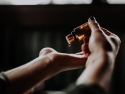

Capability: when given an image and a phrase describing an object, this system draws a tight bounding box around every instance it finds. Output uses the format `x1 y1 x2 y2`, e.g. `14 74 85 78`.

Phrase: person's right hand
82 17 121 66
76 17 121 91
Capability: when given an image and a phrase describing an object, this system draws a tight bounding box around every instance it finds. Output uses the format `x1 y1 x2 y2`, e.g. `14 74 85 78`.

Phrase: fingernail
89 16 95 20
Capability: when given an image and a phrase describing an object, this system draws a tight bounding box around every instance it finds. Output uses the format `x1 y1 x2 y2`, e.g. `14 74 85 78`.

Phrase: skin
27 18 121 94
4 48 87 94
76 17 121 91
4 17 121 94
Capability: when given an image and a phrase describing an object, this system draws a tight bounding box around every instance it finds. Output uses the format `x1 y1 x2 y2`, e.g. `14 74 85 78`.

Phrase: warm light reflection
3 0 93 5
6 0 51 5
52 0 70 4
71 0 92 4
4 0 125 5
107 0 125 4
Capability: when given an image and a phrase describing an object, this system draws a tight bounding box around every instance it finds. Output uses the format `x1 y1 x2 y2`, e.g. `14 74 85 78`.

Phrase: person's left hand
39 47 87 74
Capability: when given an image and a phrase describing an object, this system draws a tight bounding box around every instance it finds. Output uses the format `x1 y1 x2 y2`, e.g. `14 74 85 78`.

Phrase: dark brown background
0 1 125 94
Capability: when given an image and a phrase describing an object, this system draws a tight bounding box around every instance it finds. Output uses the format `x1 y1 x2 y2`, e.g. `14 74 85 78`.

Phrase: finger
101 27 117 37
101 27 111 36
88 16 102 34
83 36 90 43
67 54 87 68
81 43 90 54
75 52 84 55
84 52 90 58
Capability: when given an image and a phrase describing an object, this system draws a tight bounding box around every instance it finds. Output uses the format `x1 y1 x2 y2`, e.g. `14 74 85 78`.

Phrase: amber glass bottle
66 22 90 45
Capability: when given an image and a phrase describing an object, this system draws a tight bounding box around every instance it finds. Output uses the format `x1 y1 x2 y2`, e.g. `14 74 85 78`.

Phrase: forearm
4 56 54 94
77 50 115 91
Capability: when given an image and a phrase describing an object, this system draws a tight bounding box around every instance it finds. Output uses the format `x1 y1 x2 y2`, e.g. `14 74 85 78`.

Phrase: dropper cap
65 34 75 45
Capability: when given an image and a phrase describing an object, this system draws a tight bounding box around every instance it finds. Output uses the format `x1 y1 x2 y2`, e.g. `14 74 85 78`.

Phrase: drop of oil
68 44 71 47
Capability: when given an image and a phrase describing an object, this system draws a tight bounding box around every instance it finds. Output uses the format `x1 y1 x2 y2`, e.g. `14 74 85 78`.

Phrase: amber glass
66 22 90 44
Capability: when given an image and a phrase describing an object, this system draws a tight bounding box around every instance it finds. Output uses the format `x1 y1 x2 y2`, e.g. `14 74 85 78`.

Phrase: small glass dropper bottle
66 22 91 45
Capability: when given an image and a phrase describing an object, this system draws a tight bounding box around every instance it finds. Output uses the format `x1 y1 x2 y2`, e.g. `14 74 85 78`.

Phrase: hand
82 17 121 66
5 46 87 94
23 48 87 94
39 47 87 74
76 17 121 91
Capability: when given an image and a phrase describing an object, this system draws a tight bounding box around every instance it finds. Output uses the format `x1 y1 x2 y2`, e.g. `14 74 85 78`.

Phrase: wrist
87 49 115 67
77 50 115 90
39 53 62 80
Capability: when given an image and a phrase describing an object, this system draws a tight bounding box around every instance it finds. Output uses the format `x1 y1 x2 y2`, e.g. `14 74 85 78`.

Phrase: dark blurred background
0 0 125 94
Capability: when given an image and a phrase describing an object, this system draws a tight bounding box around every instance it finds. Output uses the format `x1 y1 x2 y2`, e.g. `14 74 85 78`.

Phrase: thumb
88 16 102 34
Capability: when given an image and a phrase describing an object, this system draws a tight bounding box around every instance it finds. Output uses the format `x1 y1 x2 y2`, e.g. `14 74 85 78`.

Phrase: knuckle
93 22 99 26
93 22 100 29
42 47 52 51
95 29 102 33
117 36 121 45
39 47 54 55
110 36 121 47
